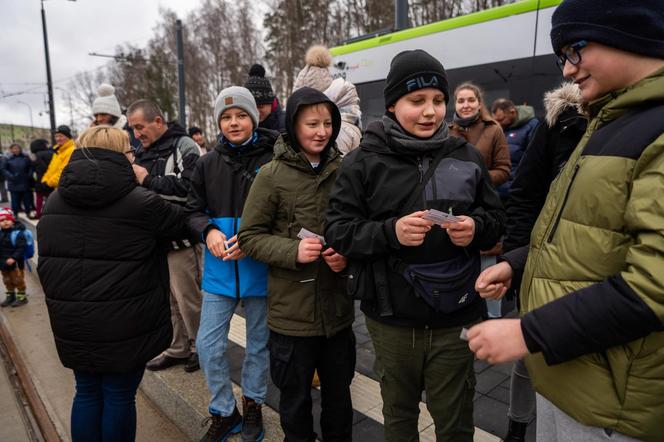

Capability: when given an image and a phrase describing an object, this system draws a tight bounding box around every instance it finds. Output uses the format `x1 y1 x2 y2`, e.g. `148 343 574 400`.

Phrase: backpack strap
400 146 451 213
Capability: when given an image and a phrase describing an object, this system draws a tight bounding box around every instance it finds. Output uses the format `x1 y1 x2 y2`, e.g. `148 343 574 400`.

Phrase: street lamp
41 0 76 145
16 101 34 138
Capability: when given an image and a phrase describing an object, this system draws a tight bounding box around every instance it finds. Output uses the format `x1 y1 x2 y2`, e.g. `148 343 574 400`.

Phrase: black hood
58 148 137 208
284 87 341 155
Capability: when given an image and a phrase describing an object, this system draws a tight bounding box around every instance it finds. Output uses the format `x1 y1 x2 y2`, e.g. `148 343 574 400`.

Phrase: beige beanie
293 45 334 92
92 84 122 117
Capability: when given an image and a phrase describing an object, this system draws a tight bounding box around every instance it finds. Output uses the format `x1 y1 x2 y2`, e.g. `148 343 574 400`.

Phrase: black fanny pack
396 254 480 314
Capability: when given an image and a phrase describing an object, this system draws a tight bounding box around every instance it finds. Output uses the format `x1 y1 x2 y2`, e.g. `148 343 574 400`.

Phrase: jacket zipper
417 157 424 183
233 216 240 299
547 164 580 243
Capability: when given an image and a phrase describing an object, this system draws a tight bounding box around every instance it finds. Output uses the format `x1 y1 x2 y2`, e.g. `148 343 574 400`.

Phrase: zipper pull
418 159 424 183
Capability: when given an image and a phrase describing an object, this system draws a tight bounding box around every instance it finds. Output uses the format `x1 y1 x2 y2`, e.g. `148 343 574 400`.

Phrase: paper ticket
297 228 325 244
423 209 461 224
459 327 469 341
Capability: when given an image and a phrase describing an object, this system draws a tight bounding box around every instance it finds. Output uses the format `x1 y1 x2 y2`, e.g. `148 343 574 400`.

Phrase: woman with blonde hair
38 125 185 442
450 82 511 187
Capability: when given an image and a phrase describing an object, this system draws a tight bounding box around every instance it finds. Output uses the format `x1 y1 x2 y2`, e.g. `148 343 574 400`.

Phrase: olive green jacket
238 138 354 337
520 68 664 441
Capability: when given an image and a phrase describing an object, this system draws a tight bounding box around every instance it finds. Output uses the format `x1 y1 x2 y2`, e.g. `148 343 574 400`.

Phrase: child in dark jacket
0 209 28 307
325 50 505 441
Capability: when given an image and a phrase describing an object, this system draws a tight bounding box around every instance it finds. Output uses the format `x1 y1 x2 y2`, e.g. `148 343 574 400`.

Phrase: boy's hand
5 258 15 266
396 211 434 246
206 229 227 258
467 319 529 365
322 247 347 273
441 215 475 247
297 238 323 264
222 235 245 261
476 261 513 300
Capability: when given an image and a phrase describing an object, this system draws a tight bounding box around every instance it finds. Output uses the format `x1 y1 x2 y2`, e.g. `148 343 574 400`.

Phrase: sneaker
241 396 264 442
10 297 28 307
199 407 242 442
1 293 15 307
184 352 200 373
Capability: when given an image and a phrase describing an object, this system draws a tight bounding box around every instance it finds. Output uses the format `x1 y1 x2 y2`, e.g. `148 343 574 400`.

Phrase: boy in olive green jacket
239 87 354 442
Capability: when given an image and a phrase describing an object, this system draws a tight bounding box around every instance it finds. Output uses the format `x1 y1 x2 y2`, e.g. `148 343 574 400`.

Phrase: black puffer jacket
503 83 587 252
37 148 185 373
326 119 505 328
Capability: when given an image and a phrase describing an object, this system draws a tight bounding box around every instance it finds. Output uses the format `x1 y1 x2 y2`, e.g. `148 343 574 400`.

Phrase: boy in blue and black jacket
0 209 28 307
186 86 278 442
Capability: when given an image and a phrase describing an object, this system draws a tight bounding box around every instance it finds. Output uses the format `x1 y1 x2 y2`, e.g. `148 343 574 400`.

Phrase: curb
0 301 65 441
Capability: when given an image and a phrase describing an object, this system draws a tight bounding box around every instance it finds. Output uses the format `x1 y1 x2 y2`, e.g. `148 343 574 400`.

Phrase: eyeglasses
556 40 588 70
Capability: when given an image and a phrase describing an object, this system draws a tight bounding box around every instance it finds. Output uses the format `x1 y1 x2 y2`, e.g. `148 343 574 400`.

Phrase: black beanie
55 125 72 139
551 0 664 59
244 64 276 105
383 50 449 108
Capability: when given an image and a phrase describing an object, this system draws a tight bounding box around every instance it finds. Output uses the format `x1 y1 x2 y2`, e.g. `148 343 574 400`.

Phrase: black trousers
268 327 356 442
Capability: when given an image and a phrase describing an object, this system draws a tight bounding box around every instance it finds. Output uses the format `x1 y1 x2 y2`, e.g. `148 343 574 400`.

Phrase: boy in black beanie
469 1 664 441
326 49 504 441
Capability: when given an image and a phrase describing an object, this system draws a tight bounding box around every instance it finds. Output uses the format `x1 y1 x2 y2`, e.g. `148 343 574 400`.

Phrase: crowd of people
5 1 661 441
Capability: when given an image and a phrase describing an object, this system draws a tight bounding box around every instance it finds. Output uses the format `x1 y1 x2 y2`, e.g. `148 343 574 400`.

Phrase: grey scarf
382 115 450 155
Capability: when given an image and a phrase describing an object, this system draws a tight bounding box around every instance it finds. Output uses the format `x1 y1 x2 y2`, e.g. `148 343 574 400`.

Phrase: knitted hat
0 208 15 223
293 45 334 92
551 0 664 59
213 86 259 129
244 64 276 105
55 125 73 139
383 50 449 108
92 84 122 118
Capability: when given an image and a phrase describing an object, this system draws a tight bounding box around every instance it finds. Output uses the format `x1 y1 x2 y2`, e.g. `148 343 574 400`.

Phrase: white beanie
293 45 334 92
213 86 259 129
92 84 122 118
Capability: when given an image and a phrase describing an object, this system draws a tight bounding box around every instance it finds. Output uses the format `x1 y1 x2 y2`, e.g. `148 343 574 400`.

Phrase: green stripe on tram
330 0 562 56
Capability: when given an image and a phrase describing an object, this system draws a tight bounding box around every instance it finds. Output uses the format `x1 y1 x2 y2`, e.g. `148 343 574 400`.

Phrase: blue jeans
197 292 269 416
71 368 145 442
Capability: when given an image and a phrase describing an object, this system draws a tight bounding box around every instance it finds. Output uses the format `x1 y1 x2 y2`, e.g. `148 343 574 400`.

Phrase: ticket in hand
459 327 469 341
297 228 325 244
423 209 461 224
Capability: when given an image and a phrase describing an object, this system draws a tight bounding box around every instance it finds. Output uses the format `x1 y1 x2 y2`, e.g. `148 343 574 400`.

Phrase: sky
0 0 205 130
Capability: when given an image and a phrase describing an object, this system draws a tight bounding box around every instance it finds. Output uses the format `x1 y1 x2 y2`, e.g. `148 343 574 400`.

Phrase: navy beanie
383 50 449 108
551 0 664 59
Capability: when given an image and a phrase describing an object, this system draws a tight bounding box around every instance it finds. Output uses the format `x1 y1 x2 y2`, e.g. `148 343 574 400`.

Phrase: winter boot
1 292 15 307
504 419 528 442
11 292 28 307
199 407 242 442
241 396 264 442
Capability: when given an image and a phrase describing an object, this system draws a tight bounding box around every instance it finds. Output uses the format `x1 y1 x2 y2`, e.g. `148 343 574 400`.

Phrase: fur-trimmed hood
543 82 584 127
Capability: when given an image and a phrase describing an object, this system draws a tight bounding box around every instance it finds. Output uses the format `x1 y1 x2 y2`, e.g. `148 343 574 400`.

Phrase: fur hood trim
543 82 584 127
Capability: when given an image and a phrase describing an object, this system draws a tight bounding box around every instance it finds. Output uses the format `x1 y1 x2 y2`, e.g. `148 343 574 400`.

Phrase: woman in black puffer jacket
37 126 185 442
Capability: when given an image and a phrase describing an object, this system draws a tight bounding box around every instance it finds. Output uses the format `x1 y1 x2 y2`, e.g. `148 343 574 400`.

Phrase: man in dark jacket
492 99 540 200
127 99 202 373
3 144 33 216
30 138 54 219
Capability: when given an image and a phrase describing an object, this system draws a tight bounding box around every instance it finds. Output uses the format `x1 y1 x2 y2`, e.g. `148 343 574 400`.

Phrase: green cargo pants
366 317 475 442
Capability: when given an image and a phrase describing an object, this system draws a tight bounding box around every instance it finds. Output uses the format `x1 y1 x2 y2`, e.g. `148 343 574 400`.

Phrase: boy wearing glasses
467 1 664 441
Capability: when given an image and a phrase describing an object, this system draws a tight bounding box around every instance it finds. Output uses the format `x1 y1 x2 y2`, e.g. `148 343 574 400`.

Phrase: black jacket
3 153 33 193
30 143 54 194
0 223 27 271
504 85 587 252
325 120 505 328
134 123 200 249
37 148 185 373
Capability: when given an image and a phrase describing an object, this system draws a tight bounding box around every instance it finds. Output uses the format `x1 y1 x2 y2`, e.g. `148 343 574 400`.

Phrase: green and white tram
330 0 564 125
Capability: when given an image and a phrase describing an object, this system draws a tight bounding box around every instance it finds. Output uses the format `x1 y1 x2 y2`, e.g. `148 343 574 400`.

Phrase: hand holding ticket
297 227 325 244
422 209 461 224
